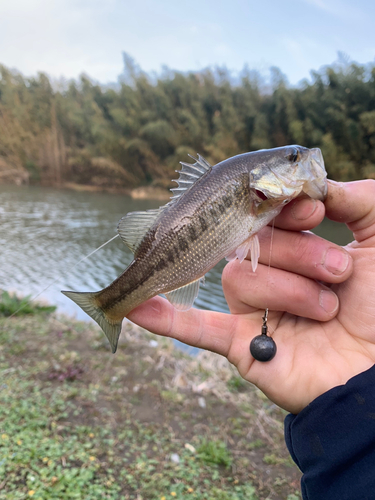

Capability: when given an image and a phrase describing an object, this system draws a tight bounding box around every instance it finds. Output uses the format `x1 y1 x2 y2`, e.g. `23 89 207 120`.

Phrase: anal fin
165 279 201 311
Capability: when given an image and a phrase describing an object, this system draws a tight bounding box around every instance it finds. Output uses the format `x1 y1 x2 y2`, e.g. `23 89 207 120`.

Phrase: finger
127 297 271 382
273 198 325 231
326 180 375 242
127 296 243 358
223 259 339 319
256 226 353 283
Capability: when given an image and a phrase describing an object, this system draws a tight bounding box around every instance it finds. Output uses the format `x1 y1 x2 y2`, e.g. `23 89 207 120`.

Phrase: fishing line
7 233 120 319
249 220 277 362
266 219 276 310
264 219 277 337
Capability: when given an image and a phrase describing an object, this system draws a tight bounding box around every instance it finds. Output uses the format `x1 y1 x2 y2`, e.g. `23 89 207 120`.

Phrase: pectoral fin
165 278 202 311
225 234 260 271
249 234 260 272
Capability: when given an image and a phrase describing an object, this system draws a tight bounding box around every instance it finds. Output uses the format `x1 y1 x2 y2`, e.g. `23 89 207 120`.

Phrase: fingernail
323 248 349 275
291 199 317 220
319 290 339 314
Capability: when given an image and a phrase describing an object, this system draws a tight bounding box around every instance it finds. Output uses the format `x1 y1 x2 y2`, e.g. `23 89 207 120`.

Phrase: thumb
325 180 375 243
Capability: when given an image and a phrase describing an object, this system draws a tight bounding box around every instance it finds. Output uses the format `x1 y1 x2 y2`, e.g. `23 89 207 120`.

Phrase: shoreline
0 177 172 200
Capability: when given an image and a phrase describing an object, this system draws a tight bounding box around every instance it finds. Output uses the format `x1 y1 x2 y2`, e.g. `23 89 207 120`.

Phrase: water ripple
0 185 231 321
0 185 353 324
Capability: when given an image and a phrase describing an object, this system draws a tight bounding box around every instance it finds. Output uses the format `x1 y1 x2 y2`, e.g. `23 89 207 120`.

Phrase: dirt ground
0 312 302 499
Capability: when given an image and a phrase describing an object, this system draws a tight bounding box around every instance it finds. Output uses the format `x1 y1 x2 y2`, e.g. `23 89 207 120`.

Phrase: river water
0 184 353 322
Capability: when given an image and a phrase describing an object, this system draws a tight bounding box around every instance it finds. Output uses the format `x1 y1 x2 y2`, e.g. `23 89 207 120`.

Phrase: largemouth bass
62 145 327 353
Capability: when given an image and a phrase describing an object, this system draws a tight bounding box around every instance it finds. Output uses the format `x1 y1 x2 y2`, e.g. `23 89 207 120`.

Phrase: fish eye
287 148 300 163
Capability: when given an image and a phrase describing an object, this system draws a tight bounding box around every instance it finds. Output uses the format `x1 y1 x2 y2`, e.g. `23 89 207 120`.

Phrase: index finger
127 295 249 361
273 197 325 231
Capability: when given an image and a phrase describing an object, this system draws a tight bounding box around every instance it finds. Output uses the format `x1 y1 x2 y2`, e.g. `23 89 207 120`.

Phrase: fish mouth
302 148 328 200
254 189 268 201
250 146 328 203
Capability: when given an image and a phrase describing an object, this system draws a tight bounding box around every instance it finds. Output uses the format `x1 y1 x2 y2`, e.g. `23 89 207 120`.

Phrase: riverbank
0 158 171 201
0 310 301 500
0 174 171 200
63 183 171 200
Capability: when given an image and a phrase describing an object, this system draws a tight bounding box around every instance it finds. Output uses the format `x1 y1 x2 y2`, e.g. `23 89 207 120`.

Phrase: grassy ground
0 299 301 499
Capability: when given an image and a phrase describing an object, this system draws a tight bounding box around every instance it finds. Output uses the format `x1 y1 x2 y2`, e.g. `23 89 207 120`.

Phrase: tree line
0 54 375 189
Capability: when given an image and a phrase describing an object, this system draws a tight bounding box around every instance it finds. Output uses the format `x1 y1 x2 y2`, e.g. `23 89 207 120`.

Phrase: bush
0 290 56 317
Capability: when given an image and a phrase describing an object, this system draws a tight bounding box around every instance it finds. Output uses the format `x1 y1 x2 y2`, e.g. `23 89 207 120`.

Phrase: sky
0 0 374 86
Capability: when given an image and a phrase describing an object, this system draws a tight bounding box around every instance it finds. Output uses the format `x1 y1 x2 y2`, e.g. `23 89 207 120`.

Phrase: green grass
227 376 248 393
197 439 233 467
0 376 120 499
0 311 301 499
0 290 56 317
0 373 256 499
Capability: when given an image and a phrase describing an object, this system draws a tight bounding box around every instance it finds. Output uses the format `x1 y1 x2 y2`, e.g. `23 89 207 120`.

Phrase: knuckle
286 275 312 310
289 232 313 266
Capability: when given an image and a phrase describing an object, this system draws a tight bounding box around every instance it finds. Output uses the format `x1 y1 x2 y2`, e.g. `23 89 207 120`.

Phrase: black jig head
250 309 277 362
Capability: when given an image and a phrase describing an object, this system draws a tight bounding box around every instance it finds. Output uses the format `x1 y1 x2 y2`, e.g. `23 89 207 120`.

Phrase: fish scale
62 145 327 353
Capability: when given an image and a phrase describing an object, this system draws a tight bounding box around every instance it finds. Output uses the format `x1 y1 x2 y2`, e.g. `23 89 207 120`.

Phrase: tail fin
61 290 122 353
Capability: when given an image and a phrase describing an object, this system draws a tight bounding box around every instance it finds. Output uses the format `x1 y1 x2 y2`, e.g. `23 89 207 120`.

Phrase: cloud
0 0 123 80
0 0 374 86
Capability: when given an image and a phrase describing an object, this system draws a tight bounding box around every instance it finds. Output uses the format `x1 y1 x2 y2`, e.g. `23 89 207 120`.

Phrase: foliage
2 56 374 188
227 375 248 392
0 313 284 499
197 439 233 467
0 377 121 499
0 290 56 317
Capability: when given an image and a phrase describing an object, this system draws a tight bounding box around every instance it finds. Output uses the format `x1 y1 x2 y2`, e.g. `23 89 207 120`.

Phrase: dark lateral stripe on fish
210 208 219 223
167 250 175 263
133 228 157 258
173 245 180 259
199 216 208 232
155 258 167 271
100 265 158 310
188 226 198 241
178 236 189 252
223 195 233 208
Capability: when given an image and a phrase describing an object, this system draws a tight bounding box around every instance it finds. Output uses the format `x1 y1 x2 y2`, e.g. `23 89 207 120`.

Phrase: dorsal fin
170 154 212 202
117 208 163 254
118 154 212 252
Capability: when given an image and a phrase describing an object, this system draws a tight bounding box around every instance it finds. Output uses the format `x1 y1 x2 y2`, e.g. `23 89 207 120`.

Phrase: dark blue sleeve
285 364 375 500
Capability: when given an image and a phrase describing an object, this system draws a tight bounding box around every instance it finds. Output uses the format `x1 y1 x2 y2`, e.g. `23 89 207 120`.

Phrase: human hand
128 180 375 414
